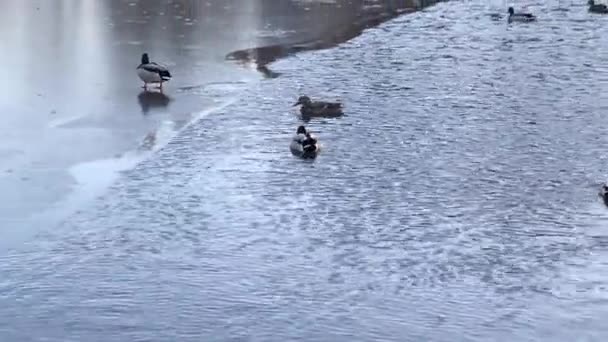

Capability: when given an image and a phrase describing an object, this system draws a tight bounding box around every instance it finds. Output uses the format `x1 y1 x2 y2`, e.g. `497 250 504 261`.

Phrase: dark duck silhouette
588 0 608 13
136 53 172 91
293 96 343 118
599 184 608 207
507 7 537 22
290 125 319 159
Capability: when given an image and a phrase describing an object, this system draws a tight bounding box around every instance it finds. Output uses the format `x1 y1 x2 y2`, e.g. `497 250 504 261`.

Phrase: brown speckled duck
293 96 343 118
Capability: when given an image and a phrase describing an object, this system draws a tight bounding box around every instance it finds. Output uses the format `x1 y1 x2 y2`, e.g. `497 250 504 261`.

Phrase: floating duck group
506 1 607 23
133 3 608 173
289 96 343 159
134 53 343 159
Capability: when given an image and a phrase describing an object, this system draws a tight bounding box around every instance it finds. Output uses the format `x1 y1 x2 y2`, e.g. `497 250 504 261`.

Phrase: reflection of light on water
0 0 27 101
224 0 262 49
256 28 297 39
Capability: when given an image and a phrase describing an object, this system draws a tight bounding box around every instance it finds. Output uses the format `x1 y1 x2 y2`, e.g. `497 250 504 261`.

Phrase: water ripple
2 1 608 341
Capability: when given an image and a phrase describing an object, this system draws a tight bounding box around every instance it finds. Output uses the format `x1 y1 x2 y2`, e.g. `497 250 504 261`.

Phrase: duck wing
139 62 172 78
518 13 535 18
312 101 342 110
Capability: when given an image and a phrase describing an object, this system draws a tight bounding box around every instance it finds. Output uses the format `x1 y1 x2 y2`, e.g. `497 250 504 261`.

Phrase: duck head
141 53 150 65
588 0 595 5
296 125 307 134
508 7 514 15
293 96 312 107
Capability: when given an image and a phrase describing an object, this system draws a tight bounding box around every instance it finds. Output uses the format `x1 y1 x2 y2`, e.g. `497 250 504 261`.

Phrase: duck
588 0 608 13
507 7 537 22
136 53 172 91
293 96 343 118
599 184 608 207
290 125 319 159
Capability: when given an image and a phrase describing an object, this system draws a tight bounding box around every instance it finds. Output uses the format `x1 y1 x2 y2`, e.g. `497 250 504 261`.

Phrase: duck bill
293 101 301 106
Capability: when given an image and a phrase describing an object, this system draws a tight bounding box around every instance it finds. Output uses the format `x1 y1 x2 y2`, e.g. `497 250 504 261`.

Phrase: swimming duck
599 184 608 207
290 125 319 159
136 53 172 91
588 0 608 13
507 7 537 22
293 96 343 118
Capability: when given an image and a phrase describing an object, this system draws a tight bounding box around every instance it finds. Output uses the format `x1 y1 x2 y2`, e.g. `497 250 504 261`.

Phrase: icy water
0 0 380 244
2 1 608 341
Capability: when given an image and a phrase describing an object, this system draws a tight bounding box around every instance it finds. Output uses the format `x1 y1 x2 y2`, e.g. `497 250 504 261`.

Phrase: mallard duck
290 125 319 159
599 184 608 207
507 7 537 22
293 96 343 118
588 0 608 13
136 53 172 91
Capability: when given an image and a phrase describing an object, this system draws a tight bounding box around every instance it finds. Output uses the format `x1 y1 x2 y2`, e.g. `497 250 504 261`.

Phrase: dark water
2 0 608 341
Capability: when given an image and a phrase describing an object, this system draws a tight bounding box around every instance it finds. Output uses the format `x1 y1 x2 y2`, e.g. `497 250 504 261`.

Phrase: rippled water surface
2 1 608 341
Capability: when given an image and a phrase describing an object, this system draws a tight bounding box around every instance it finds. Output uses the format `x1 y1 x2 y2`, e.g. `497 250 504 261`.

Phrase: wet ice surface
0 0 360 244
2 1 608 341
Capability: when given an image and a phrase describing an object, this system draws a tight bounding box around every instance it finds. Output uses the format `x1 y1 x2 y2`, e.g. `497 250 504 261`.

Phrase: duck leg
142 82 148 91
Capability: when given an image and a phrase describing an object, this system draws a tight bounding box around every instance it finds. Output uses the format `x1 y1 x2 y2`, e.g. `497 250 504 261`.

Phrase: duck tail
159 70 172 79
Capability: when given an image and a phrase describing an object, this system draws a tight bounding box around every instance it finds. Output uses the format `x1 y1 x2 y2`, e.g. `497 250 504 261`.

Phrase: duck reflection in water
137 91 172 114
256 65 281 79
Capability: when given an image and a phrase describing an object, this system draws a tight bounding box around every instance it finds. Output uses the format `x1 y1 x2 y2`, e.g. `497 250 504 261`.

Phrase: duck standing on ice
136 53 172 91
